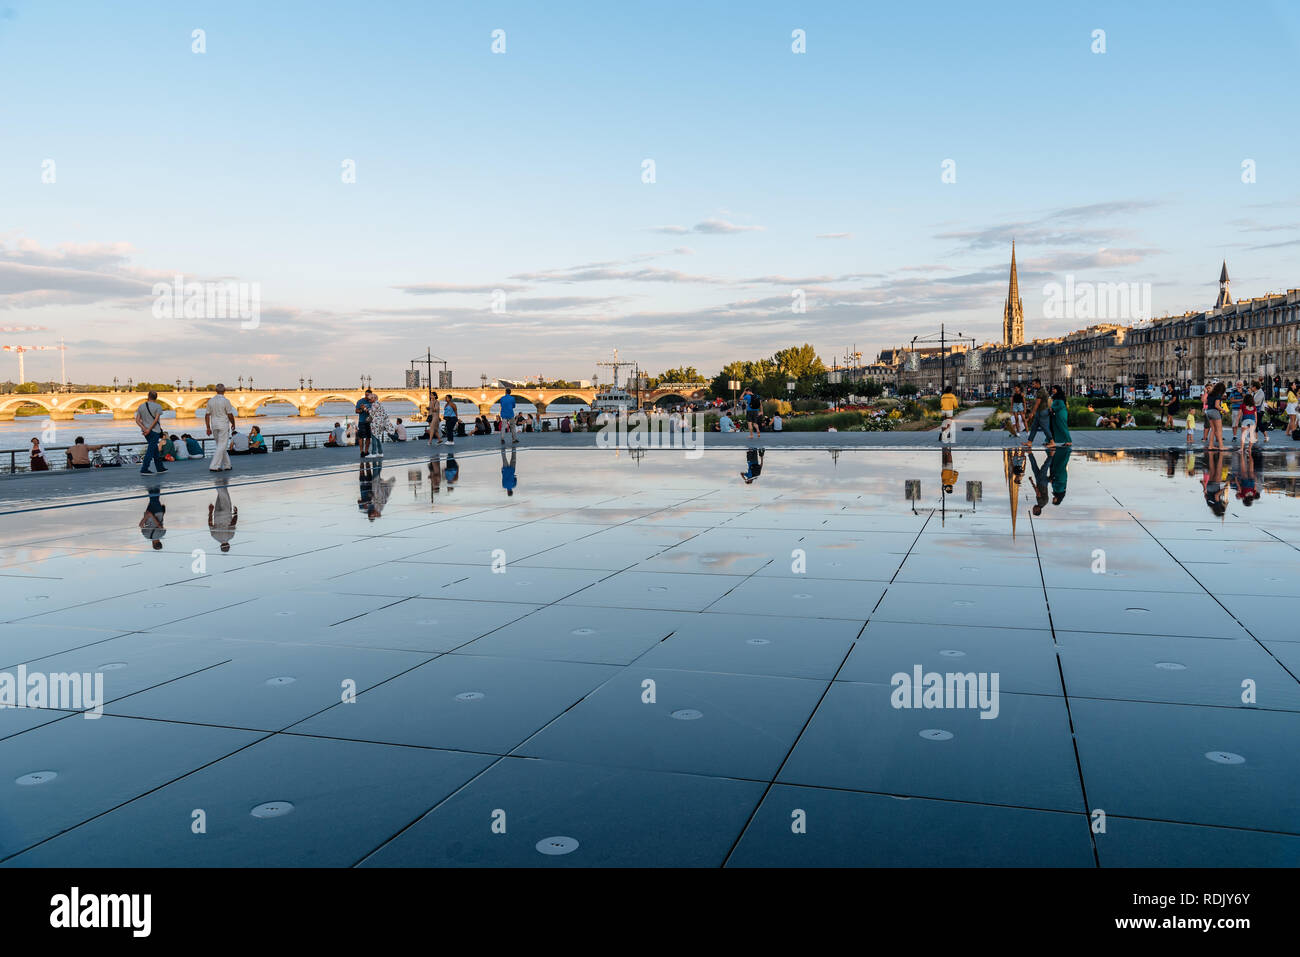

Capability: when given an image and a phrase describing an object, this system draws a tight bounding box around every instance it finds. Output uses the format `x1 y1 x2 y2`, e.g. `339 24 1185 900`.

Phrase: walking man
442 395 458 445
742 387 761 439
135 390 167 474
205 384 236 472
355 390 375 458
1023 378 1053 450
498 387 518 444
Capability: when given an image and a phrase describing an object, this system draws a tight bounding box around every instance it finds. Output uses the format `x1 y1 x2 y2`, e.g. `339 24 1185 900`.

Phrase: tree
773 344 825 380
657 366 700 383
16 382 40 394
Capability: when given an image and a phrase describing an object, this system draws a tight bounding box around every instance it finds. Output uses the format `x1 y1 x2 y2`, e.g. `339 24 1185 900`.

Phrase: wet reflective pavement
1 446 1298 867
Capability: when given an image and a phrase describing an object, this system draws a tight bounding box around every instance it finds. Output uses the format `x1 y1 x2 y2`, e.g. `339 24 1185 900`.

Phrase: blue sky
2 0 1298 386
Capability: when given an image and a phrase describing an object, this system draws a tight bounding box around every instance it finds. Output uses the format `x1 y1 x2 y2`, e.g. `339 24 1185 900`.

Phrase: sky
1 0 1299 388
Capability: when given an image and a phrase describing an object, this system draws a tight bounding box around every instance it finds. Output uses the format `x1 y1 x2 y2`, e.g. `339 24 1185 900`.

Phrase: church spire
1216 259 1232 308
1002 242 1024 345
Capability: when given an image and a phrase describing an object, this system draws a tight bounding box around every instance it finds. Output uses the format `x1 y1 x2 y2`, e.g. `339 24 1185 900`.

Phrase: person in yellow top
941 446 958 493
939 387 959 443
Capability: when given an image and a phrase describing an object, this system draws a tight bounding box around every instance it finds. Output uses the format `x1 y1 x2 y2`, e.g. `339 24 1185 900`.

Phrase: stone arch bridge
0 384 711 421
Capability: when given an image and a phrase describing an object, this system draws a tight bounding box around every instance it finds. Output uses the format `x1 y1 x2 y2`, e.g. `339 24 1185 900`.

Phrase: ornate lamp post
237 376 244 390
1232 335 1247 377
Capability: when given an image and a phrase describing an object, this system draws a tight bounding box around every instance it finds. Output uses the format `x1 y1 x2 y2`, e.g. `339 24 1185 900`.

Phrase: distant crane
595 348 636 390
2 344 56 385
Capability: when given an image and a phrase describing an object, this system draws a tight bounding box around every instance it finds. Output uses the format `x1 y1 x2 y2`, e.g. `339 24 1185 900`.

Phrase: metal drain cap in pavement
456 691 485 701
938 649 966 657
536 836 579 856
265 676 296 686
251 801 295 818
746 638 771 645
571 628 595 635
99 662 128 670
670 709 704 720
16 771 57 786
1205 751 1245 765
1154 661 1187 671
919 729 954 741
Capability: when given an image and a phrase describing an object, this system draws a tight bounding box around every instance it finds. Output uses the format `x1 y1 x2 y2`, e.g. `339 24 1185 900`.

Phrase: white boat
592 387 635 412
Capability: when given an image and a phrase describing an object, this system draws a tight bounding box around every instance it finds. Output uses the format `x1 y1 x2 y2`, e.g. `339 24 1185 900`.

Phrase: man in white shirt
205 384 236 472
394 418 408 441
230 430 250 454
773 414 783 432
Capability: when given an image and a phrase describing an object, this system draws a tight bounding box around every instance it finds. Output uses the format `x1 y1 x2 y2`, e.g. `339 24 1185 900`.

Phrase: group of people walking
1009 378 1072 449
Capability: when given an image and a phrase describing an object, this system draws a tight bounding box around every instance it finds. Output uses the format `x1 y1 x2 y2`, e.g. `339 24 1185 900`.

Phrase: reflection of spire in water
629 447 646 464
828 448 840 466
1003 449 1020 539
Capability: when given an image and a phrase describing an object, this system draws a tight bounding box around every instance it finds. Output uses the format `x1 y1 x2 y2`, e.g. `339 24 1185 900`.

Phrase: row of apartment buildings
866 256 1300 396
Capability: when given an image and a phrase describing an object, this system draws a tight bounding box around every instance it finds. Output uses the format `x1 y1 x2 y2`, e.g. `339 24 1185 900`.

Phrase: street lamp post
237 376 244 391
728 379 740 410
1232 336 1247 377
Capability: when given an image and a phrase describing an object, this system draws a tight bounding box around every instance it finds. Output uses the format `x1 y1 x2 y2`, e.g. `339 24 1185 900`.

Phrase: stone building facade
875 253 1300 395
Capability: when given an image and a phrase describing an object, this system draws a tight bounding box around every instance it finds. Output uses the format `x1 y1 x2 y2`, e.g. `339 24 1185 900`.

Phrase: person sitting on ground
393 418 408 441
1095 413 1111 428
326 421 345 446
67 436 108 469
1122 414 1137 429
560 415 572 433
184 433 206 456
248 425 267 453
229 429 251 455
772 413 783 431
30 437 49 471
161 434 179 460
345 421 356 445
718 412 735 433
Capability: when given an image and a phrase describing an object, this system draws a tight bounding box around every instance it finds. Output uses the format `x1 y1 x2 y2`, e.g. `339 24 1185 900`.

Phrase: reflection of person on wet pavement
1202 450 1226 516
208 479 238 552
139 485 166 549
358 462 394 520
1026 452 1051 514
500 446 517 496
1233 448 1261 506
444 452 459 491
1046 445 1070 504
428 455 443 498
941 447 958 493
741 447 765 484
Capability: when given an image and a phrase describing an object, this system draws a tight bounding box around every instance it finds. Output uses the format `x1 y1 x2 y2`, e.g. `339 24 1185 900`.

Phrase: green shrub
793 398 826 413
782 411 870 432
763 399 792 417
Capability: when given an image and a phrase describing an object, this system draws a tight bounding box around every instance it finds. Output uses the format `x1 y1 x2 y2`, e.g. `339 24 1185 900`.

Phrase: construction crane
2 344 55 385
595 348 636 389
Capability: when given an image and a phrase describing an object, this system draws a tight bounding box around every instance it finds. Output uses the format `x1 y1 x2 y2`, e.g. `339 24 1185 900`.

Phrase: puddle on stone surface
2 447 1298 866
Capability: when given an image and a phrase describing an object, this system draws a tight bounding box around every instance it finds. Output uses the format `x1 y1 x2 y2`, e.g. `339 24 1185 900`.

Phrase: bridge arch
0 395 56 418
